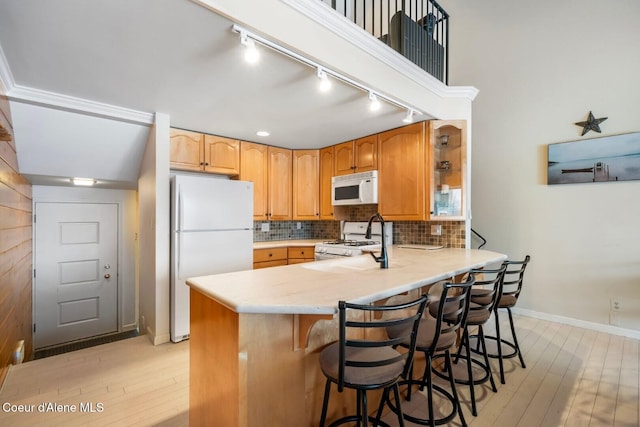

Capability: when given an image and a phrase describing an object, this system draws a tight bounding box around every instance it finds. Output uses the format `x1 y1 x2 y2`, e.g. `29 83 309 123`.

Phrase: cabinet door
170 128 203 171
378 122 427 220
333 141 354 176
240 141 269 220
293 150 319 220
430 120 466 220
354 135 378 172
319 146 334 220
203 135 240 176
268 146 292 220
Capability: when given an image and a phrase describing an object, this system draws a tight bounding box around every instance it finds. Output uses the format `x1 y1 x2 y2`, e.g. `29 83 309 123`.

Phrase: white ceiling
0 0 427 154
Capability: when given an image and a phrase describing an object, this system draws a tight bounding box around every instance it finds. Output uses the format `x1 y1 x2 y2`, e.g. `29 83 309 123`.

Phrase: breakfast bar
186 247 506 427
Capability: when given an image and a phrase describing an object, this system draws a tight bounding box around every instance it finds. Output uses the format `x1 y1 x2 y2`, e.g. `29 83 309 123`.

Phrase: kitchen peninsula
187 247 506 427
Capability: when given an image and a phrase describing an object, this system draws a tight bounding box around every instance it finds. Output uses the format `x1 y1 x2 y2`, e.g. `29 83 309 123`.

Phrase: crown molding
0 42 16 95
7 85 155 125
280 0 478 101
0 41 153 124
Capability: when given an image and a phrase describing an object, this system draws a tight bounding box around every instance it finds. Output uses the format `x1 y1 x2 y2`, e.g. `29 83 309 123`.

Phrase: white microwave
331 170 378 206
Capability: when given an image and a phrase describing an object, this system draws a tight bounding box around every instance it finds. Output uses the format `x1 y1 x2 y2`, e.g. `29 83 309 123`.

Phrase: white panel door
34 202 118 349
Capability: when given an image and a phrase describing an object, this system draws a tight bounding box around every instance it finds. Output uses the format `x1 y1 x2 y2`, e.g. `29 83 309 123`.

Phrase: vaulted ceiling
0 0 462 188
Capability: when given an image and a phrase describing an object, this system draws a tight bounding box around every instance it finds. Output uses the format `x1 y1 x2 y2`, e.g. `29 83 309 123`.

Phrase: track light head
402 109 414 123
240 31 259 64
316 68 331 92
368 92 381 112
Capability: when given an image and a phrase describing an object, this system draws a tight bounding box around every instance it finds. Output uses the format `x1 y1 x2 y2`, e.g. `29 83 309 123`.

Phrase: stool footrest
469 334 519 359
386 379 459 426
432 353 492 386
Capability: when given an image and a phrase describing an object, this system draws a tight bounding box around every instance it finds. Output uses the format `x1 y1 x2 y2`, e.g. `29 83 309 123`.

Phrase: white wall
138 113 171 345
444 0 640 332
32 186 138 330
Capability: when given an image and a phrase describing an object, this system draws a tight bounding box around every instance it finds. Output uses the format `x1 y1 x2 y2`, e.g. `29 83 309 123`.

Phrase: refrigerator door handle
177 188 183 278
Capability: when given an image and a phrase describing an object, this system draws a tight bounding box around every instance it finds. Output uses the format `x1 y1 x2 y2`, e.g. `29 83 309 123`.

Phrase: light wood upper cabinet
333 141 354 176
240 141 269 220
319 146 334 220
170 128 240 176
203 135 240 175
333 136 378 176
430 120 467 220
268 146 293 220
354 135 378 173
377 122 428 221
169 128 203 172
240 142 292 221
292 150 320 220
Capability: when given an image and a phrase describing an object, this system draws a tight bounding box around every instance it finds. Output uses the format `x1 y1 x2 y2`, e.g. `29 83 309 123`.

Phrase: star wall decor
575 111 607 136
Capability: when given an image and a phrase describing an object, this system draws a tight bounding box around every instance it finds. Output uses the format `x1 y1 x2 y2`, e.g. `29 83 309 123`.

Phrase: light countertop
253 239 325 249
187 246 507 315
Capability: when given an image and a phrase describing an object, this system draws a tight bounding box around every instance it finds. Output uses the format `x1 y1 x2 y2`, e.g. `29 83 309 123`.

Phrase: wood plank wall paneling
0 97 33 387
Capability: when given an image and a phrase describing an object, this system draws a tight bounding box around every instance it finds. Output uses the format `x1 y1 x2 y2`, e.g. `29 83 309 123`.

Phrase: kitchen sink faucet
365 212 389 269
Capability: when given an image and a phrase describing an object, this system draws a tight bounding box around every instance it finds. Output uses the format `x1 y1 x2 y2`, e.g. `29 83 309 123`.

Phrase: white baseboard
512 308 640 340
144 326 171 346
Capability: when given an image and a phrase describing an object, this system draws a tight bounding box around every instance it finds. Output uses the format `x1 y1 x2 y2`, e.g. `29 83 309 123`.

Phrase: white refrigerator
171 174 253 342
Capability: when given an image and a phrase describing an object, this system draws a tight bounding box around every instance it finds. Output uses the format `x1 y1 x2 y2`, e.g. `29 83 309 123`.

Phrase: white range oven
314 221 393 260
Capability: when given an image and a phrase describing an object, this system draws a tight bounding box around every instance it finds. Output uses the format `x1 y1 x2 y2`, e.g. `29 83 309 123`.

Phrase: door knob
104 274 111 279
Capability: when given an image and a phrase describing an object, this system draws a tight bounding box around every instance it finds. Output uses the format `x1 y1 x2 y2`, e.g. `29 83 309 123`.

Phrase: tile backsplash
253 204 465 248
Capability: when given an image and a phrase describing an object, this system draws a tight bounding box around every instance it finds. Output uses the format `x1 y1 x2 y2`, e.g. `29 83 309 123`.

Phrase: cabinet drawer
287 258 313 265
287 246 315 260
253 259 288 269
253 247 288 263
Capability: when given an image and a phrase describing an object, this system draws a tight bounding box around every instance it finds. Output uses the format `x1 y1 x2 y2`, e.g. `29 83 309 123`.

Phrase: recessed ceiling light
71 177 96 186
256 131 270 137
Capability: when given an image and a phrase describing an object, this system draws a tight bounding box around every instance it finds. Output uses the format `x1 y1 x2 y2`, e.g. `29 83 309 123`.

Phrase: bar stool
386 274 475 427
472 255 531 384
318 295 428 427
435 265 506 416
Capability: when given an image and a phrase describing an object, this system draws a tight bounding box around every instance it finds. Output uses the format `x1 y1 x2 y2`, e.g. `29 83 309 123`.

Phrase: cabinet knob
269 253 273 257
199 162 204 166
205 162 209 166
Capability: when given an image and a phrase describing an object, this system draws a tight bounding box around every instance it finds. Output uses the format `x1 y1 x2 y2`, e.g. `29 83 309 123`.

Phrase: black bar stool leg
508 307 526 368
494 309 505 384
479 325 497 393
319 379 331 427
445 350 466 427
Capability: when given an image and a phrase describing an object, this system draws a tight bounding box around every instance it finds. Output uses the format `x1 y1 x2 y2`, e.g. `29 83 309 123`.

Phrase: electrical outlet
297 222 301 230
610 298 621 312
430 225 442 236
261 222 270 232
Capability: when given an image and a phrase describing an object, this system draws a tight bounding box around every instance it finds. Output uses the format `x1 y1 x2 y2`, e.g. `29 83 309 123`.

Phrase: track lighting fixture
240 31 259 64
368 92 381 112
402 109 414 123
316 68 331 92
232 24 422 122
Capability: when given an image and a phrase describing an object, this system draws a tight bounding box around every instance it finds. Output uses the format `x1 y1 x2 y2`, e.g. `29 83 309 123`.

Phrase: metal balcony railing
322 0 449 84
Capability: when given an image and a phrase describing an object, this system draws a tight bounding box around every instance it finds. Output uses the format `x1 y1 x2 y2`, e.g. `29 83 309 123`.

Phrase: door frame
31 186 139 350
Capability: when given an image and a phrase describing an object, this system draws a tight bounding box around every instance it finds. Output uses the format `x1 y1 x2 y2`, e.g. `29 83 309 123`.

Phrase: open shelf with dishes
430 120 467 220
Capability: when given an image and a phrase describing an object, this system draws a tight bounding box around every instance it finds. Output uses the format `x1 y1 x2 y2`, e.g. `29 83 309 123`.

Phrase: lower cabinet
253 246 316 269
286 246 315 264
253 247 288 269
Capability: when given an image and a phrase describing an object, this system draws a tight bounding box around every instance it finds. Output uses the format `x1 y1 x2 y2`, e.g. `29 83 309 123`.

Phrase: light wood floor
0 314 637 426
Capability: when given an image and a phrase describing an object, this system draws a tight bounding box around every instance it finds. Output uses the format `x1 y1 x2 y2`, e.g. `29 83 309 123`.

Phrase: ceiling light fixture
256 130 270 137
71 177 96 186
240 31 259 64
316 68 331 92
368 92 381 112
402 109 414 123
231 24 423 121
